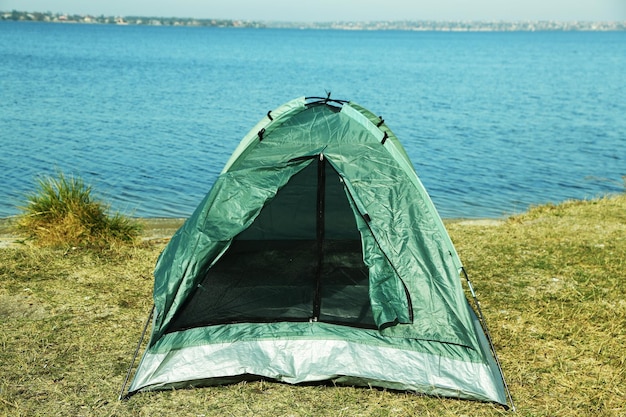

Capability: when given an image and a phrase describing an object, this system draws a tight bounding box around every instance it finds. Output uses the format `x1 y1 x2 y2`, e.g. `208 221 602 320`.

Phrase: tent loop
462 268 516 411
258 128 266 141
118 305 155 401
381 132 389 145
267 110 273 121
377 116 385 127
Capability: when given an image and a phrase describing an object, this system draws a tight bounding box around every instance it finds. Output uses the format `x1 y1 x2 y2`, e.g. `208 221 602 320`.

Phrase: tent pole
462 268 516 412
118 304 155 401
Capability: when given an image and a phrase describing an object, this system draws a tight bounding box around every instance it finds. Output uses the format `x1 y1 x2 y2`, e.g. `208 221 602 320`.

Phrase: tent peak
305 92 349 108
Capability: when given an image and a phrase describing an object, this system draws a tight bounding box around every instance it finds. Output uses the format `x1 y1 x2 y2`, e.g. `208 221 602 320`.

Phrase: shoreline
0 216 504 249
3 13 625 32
0 217 187 248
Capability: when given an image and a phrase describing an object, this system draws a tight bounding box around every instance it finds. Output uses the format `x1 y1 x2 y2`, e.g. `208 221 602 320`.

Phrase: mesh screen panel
167 160 375 332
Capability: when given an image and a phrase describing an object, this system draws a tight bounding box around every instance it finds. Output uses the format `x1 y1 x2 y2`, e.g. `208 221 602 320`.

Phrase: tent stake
118 305 155 401
462 268 516 412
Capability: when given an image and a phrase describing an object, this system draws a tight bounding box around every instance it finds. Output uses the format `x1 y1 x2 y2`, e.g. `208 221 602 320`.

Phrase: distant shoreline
2 10 625 31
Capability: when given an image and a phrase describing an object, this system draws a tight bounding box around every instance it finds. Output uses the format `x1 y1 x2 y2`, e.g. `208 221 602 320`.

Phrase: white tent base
129 336 506 405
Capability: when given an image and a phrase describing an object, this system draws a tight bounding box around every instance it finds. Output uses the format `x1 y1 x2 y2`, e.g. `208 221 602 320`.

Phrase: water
1 22 625 219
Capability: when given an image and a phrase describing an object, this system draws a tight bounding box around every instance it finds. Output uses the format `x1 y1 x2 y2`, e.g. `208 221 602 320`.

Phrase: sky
1 0 625 22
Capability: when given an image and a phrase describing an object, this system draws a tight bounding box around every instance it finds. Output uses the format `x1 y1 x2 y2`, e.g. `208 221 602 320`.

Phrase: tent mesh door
166 160 375 332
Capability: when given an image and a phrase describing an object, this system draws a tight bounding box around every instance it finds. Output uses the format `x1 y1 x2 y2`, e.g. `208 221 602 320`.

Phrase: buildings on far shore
2 10 625 31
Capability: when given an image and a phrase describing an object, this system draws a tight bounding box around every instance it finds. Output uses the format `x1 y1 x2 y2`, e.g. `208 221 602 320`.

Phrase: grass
1 195 625 416
16 172 142 249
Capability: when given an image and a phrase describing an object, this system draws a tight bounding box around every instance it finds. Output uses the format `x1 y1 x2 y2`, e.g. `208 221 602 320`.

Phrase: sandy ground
0 218 18 248
0 218 186 248
453 219 505 227
0 217 504 249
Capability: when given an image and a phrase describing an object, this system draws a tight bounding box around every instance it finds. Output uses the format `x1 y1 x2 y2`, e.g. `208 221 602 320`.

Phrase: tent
122 96 513 408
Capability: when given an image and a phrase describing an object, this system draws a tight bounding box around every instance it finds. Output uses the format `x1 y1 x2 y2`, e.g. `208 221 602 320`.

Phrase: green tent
123 96 513 408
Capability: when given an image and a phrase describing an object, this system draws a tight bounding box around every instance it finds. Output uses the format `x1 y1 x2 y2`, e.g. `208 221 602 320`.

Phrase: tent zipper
312 154 325 321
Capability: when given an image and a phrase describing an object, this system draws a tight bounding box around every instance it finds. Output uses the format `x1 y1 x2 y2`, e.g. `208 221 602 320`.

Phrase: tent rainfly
121 96 514 409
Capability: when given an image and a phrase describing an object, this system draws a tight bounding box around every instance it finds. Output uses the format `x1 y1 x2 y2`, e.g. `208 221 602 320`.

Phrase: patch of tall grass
16 172 141 248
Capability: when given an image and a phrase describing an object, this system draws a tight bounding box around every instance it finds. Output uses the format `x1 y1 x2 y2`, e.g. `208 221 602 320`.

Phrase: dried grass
15 172 142 249
1 195 625 416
